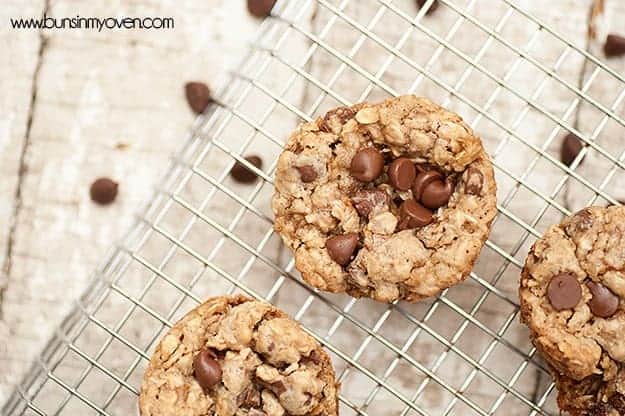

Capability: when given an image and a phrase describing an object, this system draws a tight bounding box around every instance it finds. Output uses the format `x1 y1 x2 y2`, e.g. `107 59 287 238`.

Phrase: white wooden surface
0 0 261 403
1 0 624 413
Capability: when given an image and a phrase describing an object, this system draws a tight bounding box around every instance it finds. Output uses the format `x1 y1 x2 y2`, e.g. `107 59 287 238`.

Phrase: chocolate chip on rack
397 199 433 230
326 233 359 266
351 189 389 217
230 155 263 183
560 132 583 166
193 348 222 391
388 158 416 191
547 273 581 311
416 0 439 15
350 148 384 182
296 165 317 183
587 281 619 318
184 82 212 114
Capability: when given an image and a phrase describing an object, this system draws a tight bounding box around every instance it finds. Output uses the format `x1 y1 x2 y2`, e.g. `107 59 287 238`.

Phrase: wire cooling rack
4 0 625 414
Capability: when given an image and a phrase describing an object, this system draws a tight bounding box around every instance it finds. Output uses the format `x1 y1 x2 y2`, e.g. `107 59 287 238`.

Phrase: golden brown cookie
519 206 625 415
139 295 339 416
272 95 497 302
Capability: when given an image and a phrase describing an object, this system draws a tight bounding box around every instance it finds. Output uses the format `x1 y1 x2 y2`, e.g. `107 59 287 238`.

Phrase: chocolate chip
193 348 222 391
564 208 594 236
296 165 317 183
184 82 212 114
270 380 287 396
397 199 433 230
421 178 454 209
326 233 359 266
465 168 484 196
388 158 417 191
350 148 384 182
351 189 389 217
587 281 619 318
239 388 261 408
416 0 439 15
230 155 263 183
560 133 584 166
412 170 443 200
604 34 625 57
90 177 118 205
247 0 277 17
320 106 356 133
547 272 582 311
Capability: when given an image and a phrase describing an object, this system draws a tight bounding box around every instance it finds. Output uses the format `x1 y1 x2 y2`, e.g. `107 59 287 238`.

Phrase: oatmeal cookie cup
519 206 625 415
272 95 497 303
139 295 339 416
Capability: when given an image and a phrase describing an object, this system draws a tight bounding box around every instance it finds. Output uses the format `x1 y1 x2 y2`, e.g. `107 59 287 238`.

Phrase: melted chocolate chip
412 170 442 200
397 199 433 230
587 281 619 318
547 273 582 311
296 165 317 183
421 178 454 209
193 348 222 391
326 233 359 266
465 168 484 196
350 148 384 182
320 106 355 133
351 189 389 217
90 177 118 205
388 158 416 191
184 82 212 114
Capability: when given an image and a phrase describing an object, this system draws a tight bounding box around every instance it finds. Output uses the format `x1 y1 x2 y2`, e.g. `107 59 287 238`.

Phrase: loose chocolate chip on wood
326 233 359 266
421 178 454 209
388 158 417 191
416 0 439 15
193 348 222 391
587 281 619 318
230 155 263 183
351 189 389 217
397 199 433 230
350 148 384 182
560 133 584 166
604 34 625 57
547 272 581 311
247 0 277 18
296 165 317 183
184 82 212 114
90 177 118 205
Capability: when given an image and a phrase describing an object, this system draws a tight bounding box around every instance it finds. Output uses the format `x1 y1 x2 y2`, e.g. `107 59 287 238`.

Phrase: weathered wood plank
0 0 261 403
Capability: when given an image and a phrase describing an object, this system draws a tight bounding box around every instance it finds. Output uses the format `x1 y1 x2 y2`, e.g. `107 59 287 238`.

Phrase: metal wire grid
3 0 625 414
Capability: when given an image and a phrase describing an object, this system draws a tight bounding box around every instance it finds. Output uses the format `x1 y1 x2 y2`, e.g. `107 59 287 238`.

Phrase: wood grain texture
0 0 261 403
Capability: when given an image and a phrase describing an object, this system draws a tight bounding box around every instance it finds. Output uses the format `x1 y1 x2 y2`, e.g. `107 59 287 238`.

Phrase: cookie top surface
139 295 339 416
272 95 497 302
520 206 625 385
554 371 625 416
